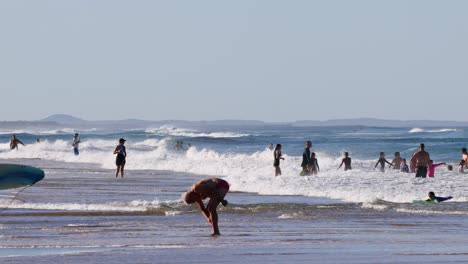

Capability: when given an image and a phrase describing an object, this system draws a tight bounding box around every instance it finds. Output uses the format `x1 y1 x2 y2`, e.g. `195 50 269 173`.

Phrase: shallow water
1 159 467 263
1 124 468 262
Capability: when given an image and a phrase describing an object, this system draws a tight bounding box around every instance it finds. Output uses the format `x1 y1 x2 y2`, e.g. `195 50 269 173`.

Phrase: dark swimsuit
415 166 427 178
115 145 126 166
215 179 230 191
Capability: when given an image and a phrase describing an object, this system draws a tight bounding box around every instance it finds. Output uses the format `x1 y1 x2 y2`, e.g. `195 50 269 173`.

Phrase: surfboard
0 164 44 190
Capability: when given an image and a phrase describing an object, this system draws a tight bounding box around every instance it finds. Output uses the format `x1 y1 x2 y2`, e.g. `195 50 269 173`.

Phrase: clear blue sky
1 1 467 122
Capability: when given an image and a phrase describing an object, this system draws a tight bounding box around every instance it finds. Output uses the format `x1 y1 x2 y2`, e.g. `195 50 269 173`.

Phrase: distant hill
41 114 86 124
35 114 468 127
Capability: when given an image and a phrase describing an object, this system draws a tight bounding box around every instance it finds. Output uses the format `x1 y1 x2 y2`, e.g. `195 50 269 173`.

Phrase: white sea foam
0 199 171 212
395 208 468 215
145 126 249 138
409 128 458 133
0 138 466 205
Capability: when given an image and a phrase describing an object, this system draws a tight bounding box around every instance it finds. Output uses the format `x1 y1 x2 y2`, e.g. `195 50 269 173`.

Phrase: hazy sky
1 1 467 122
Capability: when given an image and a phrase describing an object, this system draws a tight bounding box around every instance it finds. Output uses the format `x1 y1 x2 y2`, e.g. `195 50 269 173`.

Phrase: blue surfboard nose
27 167 45 185
0 164 45 190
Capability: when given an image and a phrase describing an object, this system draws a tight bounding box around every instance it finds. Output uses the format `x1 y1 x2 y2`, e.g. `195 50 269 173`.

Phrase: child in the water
309 152 320 175
400 159 409 173
374 152 392 172
458 160 466 173
427 160 446 177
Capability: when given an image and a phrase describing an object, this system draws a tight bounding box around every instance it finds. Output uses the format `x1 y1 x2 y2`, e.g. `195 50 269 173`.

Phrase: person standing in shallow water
72 133 81 156
410 143 431 178
462 148 468 169
400 159 409 173
374 152 392 172
113 138 127 178
427 160 446 177
411 143 431 178
273 144 284 176
183 178 229 236
9 135 25 150
301 141 312 175
390 152 402 170
338 152 352 171
309 152 320 175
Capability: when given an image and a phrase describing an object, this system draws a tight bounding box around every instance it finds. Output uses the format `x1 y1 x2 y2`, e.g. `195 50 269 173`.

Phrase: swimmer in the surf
300 141 312 176
309 152 319 175
374 152 392 172
9 135 25 150
400 159 409 173
458 160 466 173
427 160 446 177
462 148 468 169
390 152 402 170
410 143 431 178
183 178 229 236
337 152 352 171
273 144 284 176
426 191 452 203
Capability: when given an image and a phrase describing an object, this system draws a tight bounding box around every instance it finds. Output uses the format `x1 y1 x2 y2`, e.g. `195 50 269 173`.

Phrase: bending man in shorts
183 178 229 236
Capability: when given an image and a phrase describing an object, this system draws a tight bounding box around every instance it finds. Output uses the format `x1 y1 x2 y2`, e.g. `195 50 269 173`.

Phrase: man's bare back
411 151 430 167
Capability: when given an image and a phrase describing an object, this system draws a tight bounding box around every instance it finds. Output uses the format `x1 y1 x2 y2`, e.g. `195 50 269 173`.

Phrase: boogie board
413 200 437 203
0 164 44 190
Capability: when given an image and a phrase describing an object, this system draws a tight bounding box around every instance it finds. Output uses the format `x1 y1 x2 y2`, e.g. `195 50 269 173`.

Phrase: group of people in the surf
7 135 465 237
273 141 468 178
174 141 191 151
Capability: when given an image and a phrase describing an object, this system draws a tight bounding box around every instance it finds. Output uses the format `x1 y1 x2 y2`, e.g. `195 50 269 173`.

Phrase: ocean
0 125 467 263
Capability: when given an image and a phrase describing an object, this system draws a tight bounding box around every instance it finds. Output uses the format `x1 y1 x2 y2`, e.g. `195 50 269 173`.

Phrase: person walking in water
273 144 284 176
410 143 431 178
113 138 127 178
462 148 468 169
9 135 25 150
374 152 392 172
338 152 352 171
458 160 466 173
300 141 312 176
309 152 320 175
390 152 403 170
72 133 81 156
427 160 446 177
182 178 229 236
400 159 409 173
